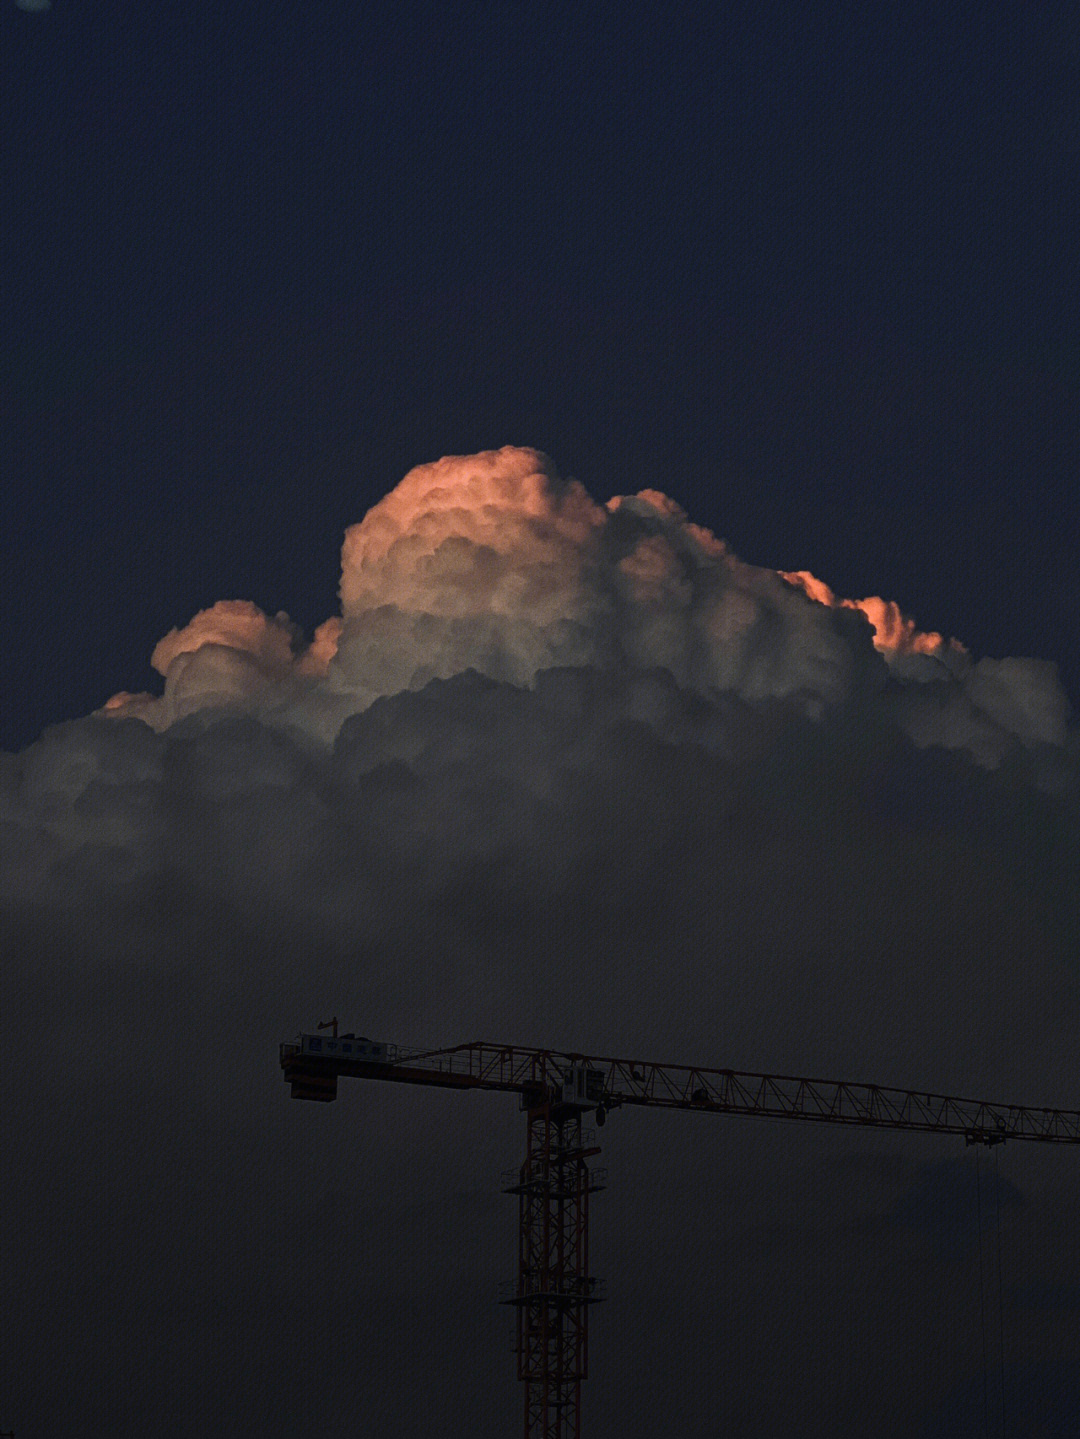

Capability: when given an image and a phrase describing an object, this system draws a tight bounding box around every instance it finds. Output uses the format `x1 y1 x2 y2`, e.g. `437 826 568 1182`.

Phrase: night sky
3 4 1080 1438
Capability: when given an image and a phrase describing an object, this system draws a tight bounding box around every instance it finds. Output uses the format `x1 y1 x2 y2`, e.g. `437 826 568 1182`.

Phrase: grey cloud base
2 656 1079 1438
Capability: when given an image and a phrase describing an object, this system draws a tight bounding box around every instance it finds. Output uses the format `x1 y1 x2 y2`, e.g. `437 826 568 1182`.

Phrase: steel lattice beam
283 1038 1080 1144
502 1104 604 1439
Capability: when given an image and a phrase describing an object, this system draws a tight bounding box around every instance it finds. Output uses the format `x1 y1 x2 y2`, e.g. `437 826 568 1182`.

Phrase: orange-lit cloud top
149 599 301 677
778 570 964 659
99 446 1070 765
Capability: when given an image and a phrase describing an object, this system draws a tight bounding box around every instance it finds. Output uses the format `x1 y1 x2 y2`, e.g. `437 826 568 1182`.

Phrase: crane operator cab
300 1033 389 1061
555 1064 606 1111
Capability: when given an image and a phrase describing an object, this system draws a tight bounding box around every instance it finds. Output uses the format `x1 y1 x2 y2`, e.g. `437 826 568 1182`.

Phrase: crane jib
280 1037 1080 1143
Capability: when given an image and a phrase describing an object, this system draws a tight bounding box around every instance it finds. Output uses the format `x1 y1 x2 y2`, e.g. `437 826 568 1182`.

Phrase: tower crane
280 1031 1080 1439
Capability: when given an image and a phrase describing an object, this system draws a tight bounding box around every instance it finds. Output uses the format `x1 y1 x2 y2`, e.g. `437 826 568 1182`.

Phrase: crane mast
281 1034 1080 1439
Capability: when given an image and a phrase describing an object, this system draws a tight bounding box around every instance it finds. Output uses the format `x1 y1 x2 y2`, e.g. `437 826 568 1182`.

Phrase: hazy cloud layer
4 449 1079 1437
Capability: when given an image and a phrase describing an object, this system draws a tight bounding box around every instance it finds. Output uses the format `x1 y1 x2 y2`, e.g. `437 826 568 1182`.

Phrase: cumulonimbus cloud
97 446 1072 768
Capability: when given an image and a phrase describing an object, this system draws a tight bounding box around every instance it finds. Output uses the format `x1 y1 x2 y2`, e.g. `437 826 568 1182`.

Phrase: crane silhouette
281 1032 1080 1439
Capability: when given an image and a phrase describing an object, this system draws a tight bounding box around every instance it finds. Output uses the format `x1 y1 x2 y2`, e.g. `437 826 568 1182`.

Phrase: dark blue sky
4 0 1079 749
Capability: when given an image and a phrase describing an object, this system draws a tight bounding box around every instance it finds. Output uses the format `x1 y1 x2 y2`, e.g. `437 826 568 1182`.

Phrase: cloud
98 447 1075 770
779 568 960 661
5 448 1079 1437
103 600 303 731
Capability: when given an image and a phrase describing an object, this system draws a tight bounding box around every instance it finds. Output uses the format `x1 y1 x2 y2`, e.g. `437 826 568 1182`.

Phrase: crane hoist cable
993 1145 1008 1438
976 1147 991 1439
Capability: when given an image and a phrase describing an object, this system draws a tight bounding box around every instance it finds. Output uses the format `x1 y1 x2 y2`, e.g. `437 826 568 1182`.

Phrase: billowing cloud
103 600 303 731
98 448 1075 770
4 448 1079 1437
779 568 962 661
